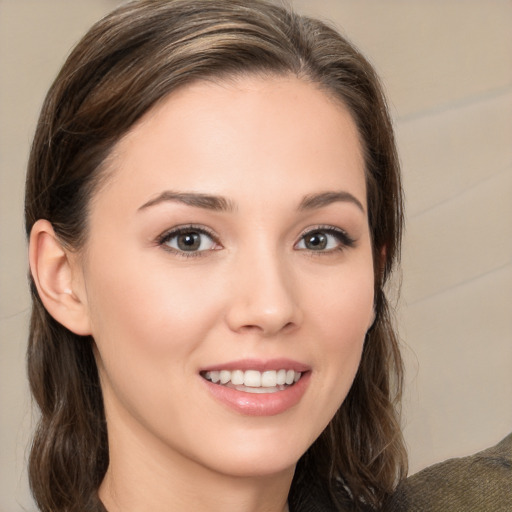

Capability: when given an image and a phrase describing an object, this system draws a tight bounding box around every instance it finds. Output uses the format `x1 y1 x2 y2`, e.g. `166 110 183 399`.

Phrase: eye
158 226 219 255
295 227 355 252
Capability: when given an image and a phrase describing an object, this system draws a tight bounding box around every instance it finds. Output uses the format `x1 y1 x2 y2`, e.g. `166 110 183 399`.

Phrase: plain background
1 1 511 510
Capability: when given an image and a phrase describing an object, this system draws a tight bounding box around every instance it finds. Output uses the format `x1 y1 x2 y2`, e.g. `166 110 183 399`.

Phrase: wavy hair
25 1 406 510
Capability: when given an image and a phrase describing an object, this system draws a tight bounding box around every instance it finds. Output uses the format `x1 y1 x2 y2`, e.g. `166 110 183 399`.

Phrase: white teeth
231 370 244 386
203 368 302 389
261 370 277 387
244 370 261 387
276 369 287 385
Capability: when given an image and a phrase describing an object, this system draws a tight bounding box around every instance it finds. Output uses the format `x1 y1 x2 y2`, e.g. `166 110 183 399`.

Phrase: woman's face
77 75 375 479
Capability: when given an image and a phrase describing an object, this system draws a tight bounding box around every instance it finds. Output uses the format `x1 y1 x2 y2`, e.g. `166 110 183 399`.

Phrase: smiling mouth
201 369 302 394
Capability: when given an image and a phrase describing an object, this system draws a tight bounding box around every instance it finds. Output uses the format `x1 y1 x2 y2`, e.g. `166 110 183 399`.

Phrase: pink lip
200 358 311 373
199 359 311 417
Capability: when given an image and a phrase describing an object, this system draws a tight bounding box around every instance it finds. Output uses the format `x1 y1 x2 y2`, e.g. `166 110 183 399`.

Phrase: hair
25 1 406 511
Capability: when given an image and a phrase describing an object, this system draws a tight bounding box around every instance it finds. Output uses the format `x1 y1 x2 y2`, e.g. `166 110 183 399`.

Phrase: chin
191 424 315 479
209 453 300 479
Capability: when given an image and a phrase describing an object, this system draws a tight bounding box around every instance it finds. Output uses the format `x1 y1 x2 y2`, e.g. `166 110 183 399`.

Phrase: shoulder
383 432 512 512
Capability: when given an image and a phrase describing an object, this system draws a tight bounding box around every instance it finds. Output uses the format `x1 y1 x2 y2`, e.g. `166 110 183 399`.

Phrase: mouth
200 369 303 394
199 361 311 416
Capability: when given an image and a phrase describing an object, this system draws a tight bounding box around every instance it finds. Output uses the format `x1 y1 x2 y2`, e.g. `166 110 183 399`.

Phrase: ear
29 219 91 335
377 245 387 278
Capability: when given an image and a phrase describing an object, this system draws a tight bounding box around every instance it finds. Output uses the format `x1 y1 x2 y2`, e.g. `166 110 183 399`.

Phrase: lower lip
202 372 311 416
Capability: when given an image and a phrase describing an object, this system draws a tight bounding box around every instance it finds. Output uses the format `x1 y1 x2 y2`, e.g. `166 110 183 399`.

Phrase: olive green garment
383 432 512 512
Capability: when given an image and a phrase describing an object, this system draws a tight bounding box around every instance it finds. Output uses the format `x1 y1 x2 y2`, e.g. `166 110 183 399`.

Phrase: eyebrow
298 191 365 213
138 191 237 212
138 189 365 214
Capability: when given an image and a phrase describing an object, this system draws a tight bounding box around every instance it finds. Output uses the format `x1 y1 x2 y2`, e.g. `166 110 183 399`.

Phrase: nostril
235 320 298 337
282 321 296 333
224 270 302 335
236 324 264 334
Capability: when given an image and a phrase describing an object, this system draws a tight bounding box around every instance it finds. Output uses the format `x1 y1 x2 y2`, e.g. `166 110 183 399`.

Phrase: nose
225 248 302 337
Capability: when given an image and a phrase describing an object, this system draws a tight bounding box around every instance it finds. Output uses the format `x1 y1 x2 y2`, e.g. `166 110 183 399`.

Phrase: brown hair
25 1 406 510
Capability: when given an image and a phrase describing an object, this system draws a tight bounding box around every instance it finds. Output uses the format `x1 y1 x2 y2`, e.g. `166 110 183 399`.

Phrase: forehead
99 74 366 211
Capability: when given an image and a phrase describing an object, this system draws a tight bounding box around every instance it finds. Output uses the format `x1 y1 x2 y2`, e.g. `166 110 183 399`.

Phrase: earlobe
29 220 91 335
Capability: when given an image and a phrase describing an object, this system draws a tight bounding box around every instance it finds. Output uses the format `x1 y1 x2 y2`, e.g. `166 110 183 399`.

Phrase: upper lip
200 358 310 373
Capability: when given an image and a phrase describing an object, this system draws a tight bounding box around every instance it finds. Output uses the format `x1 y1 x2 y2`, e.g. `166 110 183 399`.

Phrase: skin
33 75 375 512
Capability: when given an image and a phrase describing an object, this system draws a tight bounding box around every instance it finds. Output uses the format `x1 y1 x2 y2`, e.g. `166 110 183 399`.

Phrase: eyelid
156 224 221 257
155 223 355 257
295 225 356 251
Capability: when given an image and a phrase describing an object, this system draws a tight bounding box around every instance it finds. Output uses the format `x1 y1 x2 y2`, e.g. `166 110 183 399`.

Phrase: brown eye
160 227 218 254
295 227 356 252
176 232 201 251
304 231 328 250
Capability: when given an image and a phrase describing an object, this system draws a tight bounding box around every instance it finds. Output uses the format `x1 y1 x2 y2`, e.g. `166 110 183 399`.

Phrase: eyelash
296 225 356 254
156 224 356 258
157 225 220 258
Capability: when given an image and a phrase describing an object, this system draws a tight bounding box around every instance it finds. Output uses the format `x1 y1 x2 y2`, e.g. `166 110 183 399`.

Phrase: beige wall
1 1 511 510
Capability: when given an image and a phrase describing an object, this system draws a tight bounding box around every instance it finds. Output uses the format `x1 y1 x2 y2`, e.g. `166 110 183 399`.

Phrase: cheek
309 262 375 341
305 261 374 388
82 251 227 408
86 253 218 347
293 265 373 446
84 253 223 423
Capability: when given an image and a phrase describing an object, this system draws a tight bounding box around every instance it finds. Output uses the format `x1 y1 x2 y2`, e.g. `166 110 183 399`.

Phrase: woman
25 1 406 511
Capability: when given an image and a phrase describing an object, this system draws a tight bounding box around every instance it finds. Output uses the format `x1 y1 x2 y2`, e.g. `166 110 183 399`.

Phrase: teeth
244 370 261 387
203 369 303 388
276 369 286 385
231 370 244 386
261 370 277 387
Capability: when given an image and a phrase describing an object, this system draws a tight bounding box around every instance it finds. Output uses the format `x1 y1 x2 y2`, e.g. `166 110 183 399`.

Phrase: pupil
178 232 200 251
307 232 327 250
